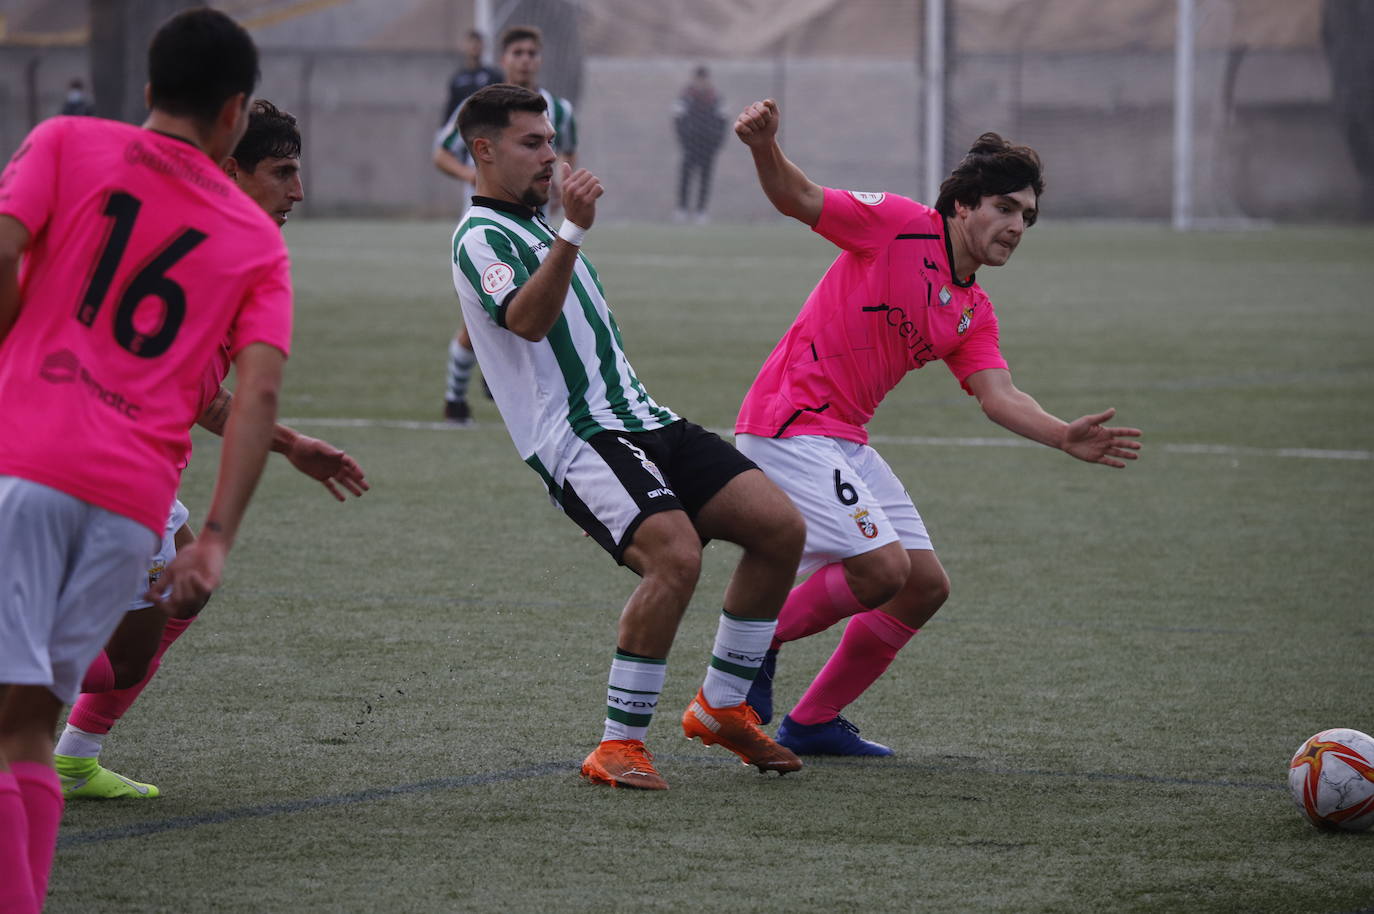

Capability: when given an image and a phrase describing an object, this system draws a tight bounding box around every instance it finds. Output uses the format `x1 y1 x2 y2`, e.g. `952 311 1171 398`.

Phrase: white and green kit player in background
439 24 577 425
450 84 804 790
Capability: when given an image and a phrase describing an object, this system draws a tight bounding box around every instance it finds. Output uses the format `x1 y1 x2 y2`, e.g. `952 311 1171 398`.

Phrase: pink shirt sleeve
945 306 1009 392
0 118 63 236
226 248 293 360
812 188 926 258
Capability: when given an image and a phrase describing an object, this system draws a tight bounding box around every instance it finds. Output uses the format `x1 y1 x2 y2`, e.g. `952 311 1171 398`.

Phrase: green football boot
54 754 160 799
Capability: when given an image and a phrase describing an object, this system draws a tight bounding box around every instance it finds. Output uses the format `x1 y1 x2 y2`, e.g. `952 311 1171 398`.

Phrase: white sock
701 611 777 708
55 725 105 759
445 337 477 402
601 651 666 743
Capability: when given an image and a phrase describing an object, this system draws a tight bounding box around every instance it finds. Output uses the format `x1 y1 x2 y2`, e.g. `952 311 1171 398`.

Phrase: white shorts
0 477 157 703
735 434 932 577
127 498 190 612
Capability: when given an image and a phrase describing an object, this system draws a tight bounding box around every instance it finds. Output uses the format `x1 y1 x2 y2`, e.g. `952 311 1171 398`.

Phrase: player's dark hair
458 83 548 149
500 25 543 51
935 133 1044 225
147 8 258 126
231 99 301 172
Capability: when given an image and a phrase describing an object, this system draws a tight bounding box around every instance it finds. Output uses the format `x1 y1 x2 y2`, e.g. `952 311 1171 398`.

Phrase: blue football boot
745 648 778 724
775 714 893 756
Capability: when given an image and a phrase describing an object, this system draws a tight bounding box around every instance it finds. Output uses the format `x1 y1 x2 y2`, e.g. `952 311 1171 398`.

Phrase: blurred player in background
433 29 503 204
672 65 727 224
439 25 577 426
0 9 291 908
733 99 1142 756
52 100 368 801
441 29 504 127
450 84 804 790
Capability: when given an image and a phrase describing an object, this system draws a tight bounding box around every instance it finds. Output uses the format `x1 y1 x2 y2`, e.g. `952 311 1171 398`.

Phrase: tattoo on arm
197 388 233 436
203 520 223 534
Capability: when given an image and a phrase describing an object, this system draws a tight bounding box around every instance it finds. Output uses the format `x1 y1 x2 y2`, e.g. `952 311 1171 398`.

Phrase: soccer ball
1288 728 1374 832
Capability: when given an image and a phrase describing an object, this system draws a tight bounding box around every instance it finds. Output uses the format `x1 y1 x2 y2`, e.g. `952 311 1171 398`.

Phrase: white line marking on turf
278 417 1373 462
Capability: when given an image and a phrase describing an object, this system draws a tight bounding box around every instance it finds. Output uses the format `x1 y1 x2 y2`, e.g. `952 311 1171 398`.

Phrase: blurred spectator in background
59 78 95 116
673 65 727 224
1322 0 1374 219
441 29 503 126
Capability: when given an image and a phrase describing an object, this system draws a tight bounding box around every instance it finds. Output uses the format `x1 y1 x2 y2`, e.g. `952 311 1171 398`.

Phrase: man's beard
520 185 549 209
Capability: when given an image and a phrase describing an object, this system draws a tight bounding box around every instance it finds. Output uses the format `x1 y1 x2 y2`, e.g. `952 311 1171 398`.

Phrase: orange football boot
682 688 802 774
580 739 669 790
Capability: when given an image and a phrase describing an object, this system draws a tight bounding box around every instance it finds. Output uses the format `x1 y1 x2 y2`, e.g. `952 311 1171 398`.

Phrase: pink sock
789 610 919 725
67 616 195 735
773 563 867 647
80 651 115 694
12 762 63 909
0 770 38 914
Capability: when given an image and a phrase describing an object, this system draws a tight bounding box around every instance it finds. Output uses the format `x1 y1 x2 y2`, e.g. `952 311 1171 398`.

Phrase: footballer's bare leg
618 509 702 657
780 549 949 756
870 548 950 631
0 685 62 766
692 468 805 619
581 510 700 790
0 685 65 906
678 470 804 773
56 522 203 799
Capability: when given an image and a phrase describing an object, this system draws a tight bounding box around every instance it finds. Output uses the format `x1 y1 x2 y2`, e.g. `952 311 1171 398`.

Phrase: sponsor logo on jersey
646 487 673 499
861 304 938 367
939 286 953 307
957 304 975 335
851 508 879 539
482 262 515 295
40 349 79 384
40 349 142 419
850 191 885 206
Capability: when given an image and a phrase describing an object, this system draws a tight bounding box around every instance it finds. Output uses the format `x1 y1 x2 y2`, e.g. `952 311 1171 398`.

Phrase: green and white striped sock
701 610 776 708
601 650 667 743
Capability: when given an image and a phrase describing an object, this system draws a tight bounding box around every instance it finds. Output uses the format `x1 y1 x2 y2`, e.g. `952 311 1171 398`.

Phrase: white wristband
558 220 588 247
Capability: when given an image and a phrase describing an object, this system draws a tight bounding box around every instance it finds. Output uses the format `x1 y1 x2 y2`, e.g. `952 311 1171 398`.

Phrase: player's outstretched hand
735 99 780 147
286 434 370 501
560 161 602 231
1063 407 1142 468
148 537 226 617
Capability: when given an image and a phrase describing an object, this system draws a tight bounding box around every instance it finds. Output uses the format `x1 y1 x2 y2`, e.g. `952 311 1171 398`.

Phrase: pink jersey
0 117 292 534
736 188 1008 444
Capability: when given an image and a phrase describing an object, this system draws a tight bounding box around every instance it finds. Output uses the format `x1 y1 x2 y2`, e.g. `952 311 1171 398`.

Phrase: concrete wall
0 44 1358 222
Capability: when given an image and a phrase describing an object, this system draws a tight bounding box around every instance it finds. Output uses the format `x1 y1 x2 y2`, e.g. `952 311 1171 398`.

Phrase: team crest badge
957 305 975 335
851 508 879 539
618 437 668 487
849 191 885 206
482 262 515 295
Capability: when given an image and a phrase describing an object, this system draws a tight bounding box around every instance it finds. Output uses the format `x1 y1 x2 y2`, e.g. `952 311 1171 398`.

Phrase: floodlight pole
923 0 946 205
1173 0 1196 231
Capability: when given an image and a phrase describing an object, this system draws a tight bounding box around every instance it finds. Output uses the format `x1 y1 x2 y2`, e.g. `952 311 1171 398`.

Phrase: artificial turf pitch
47 220 1374 913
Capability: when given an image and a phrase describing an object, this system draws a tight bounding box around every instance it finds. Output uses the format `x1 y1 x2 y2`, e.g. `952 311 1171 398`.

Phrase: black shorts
558 420 758 564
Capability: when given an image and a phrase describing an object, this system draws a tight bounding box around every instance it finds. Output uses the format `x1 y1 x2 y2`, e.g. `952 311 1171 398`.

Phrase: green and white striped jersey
451 196 677 481
539 88 577 157
435 87 577 158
